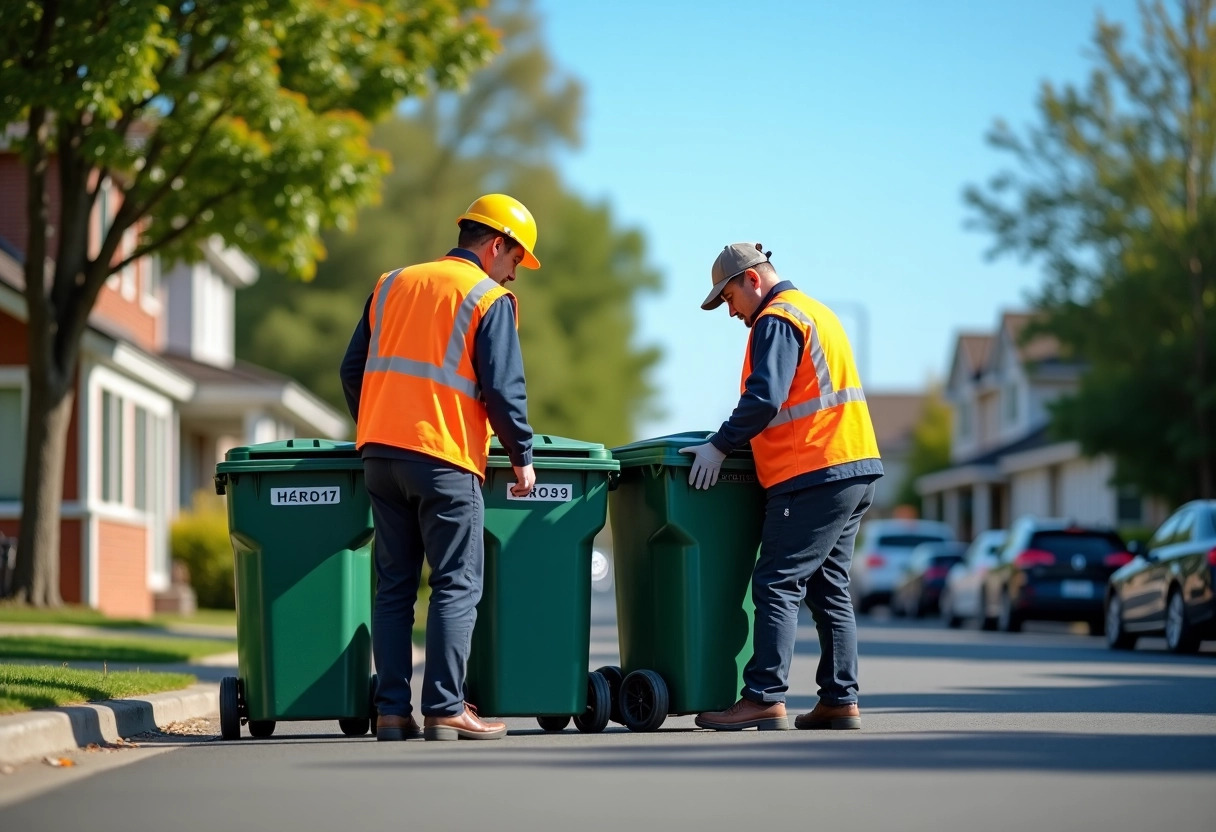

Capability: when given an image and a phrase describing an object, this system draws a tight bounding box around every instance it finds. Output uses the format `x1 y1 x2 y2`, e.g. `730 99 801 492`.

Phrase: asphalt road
2 592 1214 832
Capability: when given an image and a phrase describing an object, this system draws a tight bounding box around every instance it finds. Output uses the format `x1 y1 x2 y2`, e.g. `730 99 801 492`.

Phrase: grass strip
0 635 235 664
0 664 196 715
0 603 236 630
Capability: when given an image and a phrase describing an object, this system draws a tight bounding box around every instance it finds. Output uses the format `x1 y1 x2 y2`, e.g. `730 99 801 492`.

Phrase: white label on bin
506 482 573 502
271 486 340 506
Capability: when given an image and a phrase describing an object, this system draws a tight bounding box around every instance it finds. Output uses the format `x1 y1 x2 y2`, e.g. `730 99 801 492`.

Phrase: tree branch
110 182 245 276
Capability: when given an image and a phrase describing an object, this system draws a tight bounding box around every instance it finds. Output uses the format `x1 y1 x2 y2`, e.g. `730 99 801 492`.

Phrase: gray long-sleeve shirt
339 248 534 468
709 281 882 495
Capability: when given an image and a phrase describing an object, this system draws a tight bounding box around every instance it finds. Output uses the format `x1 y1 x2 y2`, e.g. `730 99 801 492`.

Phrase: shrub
171 491 235 609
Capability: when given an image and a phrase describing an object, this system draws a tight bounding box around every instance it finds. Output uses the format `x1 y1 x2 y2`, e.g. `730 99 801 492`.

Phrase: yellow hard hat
457 194 541 269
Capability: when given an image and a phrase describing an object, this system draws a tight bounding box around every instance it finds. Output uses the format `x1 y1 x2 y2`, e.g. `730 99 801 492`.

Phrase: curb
0 683 218 768
0 645 426 767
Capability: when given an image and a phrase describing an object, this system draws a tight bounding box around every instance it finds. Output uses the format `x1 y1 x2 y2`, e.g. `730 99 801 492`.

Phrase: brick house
0 156 346 617
914 312 1167 541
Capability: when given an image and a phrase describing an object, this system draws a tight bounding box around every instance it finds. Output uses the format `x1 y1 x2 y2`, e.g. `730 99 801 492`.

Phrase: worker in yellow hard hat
339 194 540 741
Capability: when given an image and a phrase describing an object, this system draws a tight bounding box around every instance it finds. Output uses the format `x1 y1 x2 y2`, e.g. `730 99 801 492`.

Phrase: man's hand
511 463 536 497
678 442 727 490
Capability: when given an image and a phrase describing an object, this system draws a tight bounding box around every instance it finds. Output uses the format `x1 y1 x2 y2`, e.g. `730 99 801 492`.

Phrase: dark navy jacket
708 281 882 496
340 248 534 468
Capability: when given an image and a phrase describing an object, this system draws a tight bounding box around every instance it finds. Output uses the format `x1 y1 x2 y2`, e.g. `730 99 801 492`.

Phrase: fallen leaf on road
43 757 75 768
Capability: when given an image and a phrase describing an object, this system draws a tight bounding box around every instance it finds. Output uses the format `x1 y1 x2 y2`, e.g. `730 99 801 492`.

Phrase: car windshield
877 534 948 548
1029 531 1123 557
931 554 963 567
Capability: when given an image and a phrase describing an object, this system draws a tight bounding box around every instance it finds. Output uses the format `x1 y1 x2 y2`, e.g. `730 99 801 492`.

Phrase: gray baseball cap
702 242 771 310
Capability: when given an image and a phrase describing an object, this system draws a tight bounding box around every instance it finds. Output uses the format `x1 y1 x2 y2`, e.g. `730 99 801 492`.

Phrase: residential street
2 593 1213 832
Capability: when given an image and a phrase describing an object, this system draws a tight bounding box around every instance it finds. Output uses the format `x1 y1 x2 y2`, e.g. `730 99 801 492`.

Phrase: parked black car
892 541 967 618
1105 500 1216 653
980 518 1132 634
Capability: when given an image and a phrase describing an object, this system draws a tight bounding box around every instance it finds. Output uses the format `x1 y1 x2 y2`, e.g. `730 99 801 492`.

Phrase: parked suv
980 518 1132 634
850 519 955 613
1106 500 1216 653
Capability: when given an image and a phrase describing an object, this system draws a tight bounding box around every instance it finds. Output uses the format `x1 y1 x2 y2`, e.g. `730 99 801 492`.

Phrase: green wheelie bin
465 435 620 734
607 432 765 732
213 439 376 740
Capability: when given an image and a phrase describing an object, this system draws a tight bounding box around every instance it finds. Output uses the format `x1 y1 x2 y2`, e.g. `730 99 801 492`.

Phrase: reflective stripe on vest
762 301 867 428
363 267 500 399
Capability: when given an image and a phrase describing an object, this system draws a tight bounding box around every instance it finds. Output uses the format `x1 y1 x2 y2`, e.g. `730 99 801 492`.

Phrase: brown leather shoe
695 698 788 731
375 714 423 741
795 701 861 730
423 704 507 741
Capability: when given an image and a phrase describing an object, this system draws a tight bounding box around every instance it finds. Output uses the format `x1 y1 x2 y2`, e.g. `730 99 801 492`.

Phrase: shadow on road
309 730 1216 773
786 671 1216 716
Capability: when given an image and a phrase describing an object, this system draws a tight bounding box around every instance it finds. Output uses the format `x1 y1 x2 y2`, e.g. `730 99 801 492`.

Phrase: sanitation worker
340 194 540 741
683 243 882 732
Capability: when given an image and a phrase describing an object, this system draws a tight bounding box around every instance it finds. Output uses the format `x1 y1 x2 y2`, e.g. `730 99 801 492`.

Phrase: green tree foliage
896 387 954 510
0 0 494 605
237 0 662 448
965 0 1216 504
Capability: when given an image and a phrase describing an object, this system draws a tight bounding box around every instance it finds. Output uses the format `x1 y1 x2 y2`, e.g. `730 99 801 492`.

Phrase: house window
1003 381 1019 425
1116 485 1143 525
143 254 161 306
958 401 973 439
101 390 124 503
0 386 23 500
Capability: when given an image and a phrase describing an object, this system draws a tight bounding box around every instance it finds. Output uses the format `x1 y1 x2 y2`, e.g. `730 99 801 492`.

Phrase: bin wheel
619 669 668 733
574 671 612 734
338 718 370 737
594 665 624 724
537 715 571 732
368 673 380 734
219 676 241 740
248 720 276 738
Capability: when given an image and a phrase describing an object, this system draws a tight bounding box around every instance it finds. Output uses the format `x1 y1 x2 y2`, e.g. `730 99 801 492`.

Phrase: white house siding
1010 469 1051 520
1058 455 1116 526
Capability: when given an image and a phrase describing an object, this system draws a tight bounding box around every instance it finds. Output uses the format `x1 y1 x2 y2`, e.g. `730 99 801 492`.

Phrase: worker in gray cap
681 242 883 731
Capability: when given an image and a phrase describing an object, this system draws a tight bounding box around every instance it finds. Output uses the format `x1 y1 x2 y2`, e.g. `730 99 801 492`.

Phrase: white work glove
679 442 727 490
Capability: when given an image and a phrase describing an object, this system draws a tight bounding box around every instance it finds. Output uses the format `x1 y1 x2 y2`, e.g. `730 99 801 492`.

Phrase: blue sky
531 0 1142 439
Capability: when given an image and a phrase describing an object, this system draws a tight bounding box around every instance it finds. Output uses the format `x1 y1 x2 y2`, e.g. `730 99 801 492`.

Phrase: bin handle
214 473 227 496
608 470 621 491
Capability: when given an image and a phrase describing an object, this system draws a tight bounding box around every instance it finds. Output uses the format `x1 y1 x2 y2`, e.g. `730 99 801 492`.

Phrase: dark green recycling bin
213 439 375 741
465 435 620 734
608 432 765 732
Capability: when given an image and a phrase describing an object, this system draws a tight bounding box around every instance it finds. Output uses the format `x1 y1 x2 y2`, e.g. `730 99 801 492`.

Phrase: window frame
0 369 28 502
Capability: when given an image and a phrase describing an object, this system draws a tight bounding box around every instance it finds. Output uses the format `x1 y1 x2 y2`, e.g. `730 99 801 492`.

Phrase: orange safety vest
743 289 880 489
356 256 514 477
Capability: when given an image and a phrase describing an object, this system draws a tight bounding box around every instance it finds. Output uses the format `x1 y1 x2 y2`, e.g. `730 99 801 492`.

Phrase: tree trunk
12 370 73 607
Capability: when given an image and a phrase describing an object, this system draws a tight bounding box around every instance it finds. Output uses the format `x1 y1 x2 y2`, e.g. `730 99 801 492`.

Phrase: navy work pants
364 456 484 718
742 478 876 707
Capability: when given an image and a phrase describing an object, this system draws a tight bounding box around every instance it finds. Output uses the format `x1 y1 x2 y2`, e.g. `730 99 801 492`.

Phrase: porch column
942 489 961 538
972 482 991 535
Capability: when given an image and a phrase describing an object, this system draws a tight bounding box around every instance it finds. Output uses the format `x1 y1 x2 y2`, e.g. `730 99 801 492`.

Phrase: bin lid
216 438 365 476
222 438 360 462
488 435 619 471
610 431 755 469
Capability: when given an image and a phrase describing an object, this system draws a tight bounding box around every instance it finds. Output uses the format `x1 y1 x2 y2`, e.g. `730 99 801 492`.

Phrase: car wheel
998 590 1023 633
1105 594 1137 650
1165 588 1201 654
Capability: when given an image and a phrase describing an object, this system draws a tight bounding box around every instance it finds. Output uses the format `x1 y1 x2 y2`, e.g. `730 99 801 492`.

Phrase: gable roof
866 392 925 453
1000 312 1063 364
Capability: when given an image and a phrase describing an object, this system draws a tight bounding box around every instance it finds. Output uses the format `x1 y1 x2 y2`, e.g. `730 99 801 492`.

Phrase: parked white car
850 519 955 613
940 529 1009 628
